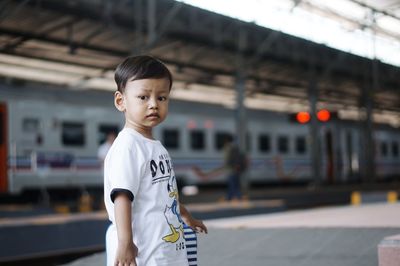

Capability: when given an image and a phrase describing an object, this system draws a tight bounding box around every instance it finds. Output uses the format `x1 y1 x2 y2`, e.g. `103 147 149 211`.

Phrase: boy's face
114 78 170 138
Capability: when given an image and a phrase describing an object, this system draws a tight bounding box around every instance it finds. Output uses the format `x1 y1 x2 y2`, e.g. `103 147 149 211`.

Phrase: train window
258 134 270 153
163 129 179 149
190 130 205 150
22 118 39 132
215 132 233 150
296 136 307 154
278 135 289 154
98 124 119 145
62 122 85 147
381 142 388 157
392 142 399 158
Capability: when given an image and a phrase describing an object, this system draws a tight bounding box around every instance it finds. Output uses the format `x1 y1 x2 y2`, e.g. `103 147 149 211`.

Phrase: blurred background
0 0 399 265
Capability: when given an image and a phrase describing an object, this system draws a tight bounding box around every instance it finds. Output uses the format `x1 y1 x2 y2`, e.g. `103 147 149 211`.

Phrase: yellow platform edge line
351 190 398 205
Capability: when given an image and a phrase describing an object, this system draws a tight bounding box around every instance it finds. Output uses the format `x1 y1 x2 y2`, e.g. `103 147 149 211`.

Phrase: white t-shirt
104 128 188 266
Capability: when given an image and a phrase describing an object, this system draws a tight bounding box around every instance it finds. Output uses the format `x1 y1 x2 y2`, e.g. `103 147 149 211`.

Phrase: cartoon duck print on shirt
150 154 184 244
162 175 184 243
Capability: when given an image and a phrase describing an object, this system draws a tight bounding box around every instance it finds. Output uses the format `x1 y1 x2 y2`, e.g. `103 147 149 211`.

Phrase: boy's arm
179 203 208 234
114 193 138 265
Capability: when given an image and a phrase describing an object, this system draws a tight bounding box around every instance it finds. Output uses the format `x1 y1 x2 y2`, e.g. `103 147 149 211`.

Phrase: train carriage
0 83 399 194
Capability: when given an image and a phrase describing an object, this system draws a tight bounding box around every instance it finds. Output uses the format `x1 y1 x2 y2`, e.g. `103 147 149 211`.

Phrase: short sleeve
106 143 142 203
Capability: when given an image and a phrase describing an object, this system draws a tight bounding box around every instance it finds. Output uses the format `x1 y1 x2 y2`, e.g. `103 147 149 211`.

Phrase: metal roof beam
0 17 78 52
349 0 400 21
17 0 370 77
0 27 126 58
140 0 184 52
0 0 31 23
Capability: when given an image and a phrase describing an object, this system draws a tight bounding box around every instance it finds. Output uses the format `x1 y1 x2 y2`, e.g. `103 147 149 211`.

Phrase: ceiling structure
179 0 400 66
0 0 399 126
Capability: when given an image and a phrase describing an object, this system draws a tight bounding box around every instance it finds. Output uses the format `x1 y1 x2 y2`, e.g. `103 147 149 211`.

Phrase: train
0 82 399 194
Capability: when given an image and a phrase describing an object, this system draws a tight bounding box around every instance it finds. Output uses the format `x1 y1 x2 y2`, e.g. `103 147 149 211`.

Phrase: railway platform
62 202 400 266
0 183 399 265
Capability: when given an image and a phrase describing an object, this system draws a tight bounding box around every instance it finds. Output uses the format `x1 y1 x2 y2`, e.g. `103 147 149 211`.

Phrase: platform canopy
0 0 399 126
179 0 400 67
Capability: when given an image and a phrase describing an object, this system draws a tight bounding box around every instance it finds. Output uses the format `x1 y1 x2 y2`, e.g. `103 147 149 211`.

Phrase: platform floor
62 202 400 266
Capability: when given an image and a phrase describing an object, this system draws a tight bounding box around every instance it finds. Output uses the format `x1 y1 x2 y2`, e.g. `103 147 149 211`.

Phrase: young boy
104 55 207 266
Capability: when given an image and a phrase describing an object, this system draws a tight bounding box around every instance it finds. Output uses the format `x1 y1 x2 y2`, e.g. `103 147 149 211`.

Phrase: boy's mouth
146 113 160 118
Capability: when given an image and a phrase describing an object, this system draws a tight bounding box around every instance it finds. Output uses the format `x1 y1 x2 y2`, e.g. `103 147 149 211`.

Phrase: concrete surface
62 203 400 266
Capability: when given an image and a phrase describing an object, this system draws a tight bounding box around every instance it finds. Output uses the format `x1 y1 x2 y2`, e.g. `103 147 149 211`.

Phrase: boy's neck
125 125 155 140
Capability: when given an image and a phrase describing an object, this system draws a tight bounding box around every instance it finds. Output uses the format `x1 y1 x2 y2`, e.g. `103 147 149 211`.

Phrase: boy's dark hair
114 55 173 93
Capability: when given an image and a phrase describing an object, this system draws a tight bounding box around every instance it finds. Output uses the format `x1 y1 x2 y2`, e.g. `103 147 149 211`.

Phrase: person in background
97 131 116 164
104 55 207 266
223 136 247 201
192 135 248 202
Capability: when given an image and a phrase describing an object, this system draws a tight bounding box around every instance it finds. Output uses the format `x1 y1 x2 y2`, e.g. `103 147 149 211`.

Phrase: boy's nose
149 98 158 109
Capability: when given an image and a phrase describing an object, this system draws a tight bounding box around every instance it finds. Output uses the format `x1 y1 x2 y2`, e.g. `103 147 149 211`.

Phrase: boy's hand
115 240 138 266
179 203 208 234
186 217 208 234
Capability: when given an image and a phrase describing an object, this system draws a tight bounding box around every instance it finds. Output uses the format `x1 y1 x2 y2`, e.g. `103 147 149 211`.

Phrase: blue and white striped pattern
183 224 198 266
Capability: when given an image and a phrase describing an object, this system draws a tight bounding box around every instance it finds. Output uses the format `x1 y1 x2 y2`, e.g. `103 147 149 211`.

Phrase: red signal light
187 120 197 129
296 112 310 124
317 109 331 122
204 120 214 129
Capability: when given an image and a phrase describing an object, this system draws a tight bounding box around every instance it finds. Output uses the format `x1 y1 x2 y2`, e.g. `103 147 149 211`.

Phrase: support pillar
360 60 376 182
308 73 321 184
235 63 246 154
235 28 247 154
133 0 143 54
235 28 248 196
147 0 156 45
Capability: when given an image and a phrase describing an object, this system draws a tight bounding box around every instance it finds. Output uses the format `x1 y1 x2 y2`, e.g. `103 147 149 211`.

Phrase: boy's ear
114 91 126 112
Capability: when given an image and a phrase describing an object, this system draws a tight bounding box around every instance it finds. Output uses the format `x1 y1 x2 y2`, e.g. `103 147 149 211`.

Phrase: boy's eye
138 96 148 100
158 96 167 101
